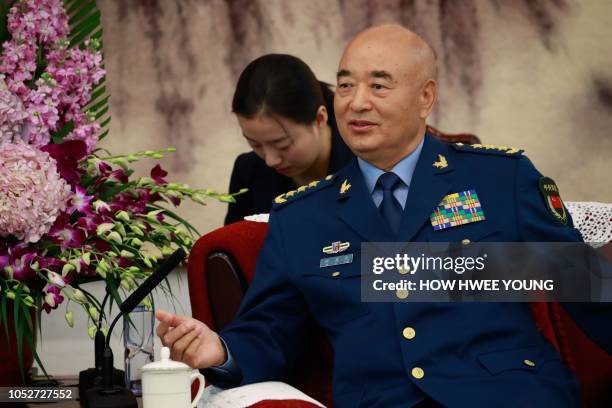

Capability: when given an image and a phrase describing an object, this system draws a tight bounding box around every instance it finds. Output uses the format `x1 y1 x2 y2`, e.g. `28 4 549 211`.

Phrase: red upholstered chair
187 130 612 407
188 220 333 406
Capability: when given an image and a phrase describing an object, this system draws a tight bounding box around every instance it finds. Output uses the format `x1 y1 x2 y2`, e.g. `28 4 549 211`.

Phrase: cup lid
141 347 191 372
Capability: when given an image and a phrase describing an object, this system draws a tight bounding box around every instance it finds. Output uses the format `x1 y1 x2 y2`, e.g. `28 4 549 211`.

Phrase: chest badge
430 189 485 231
322 241 350 254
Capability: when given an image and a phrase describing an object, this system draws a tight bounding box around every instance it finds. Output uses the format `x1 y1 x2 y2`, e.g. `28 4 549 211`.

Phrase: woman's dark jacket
224 119 353 225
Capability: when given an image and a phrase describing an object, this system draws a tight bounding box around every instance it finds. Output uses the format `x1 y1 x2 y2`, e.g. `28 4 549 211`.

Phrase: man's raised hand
155 309 227 369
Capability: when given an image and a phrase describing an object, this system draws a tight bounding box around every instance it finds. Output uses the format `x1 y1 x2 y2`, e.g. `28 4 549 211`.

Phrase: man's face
334 40 428 168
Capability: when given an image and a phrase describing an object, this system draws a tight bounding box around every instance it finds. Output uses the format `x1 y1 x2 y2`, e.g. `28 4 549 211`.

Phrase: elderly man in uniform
156 25 610 407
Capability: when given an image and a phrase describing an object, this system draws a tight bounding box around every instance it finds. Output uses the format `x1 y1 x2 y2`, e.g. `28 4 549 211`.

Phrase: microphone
119 247 187 314
84 248 187 408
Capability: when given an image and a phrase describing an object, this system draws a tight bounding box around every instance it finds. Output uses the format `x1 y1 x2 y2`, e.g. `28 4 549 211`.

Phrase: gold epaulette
273 174 336 209
451 142 524 157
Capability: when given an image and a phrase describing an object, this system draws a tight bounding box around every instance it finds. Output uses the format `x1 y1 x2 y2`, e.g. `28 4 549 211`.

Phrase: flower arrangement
0 0 237 379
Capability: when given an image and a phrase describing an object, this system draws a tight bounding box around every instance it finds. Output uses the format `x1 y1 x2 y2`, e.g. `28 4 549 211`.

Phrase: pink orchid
150 164 168 185
42 284 64 313
41 140 87 185
47 271 66 288
67 186 93 215
2 246 38 281
48 215 86 251
107 169 128 184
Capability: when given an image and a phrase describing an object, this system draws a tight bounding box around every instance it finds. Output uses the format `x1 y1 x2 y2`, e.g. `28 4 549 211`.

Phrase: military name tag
320 253 354 268
430 189 485 231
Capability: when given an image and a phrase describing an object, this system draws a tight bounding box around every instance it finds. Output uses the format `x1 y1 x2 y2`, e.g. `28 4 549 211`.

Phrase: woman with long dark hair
225 54 353 224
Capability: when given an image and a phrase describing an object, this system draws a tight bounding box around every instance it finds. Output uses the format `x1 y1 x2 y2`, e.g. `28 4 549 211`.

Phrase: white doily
566 201 612 247
243 213 270 223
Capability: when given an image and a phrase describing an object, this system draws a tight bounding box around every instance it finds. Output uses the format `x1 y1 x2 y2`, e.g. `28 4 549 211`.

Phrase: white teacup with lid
141 346 205 408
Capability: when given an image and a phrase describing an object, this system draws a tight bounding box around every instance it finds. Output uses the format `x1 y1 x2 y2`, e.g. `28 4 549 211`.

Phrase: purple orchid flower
67 185 94 215
0 242 9 271
110 190 149 214
98 160 112 175
108 169 128 184
42 284 65 313
116 257 133 268
77 213 100 234
41 140 88 185
91 238 111 253
4 247 38 281
48 214 86 251
150 164 168 185
76 258 95 277
167 194 181 207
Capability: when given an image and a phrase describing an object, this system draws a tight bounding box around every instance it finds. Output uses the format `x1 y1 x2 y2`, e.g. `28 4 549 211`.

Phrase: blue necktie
377 172 403 235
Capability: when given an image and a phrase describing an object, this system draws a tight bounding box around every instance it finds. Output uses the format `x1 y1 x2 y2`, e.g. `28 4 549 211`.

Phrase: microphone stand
78 291 125 401
82 248 186 408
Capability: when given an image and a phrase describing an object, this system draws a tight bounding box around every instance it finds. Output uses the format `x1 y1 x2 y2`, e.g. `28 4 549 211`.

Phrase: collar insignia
340 179 351 194
433 154 448 169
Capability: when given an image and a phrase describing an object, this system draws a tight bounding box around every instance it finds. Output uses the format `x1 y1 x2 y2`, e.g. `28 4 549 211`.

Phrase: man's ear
419 79 437 119
315 105 329 127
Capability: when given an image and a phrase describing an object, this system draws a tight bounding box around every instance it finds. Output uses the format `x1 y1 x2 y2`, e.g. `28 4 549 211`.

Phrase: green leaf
105 276 123 312
66 0 87 16
26 45 47 89
70 10 101 47
23 330 50 379
13 294 25 382
23 306 33 334
89 85 106 104
68 1 96 25
87 95 109 113
99 116 111 128
91 27 103 40
51 121 75 144
95 76 106 87
0 293 9 344
80 174 97 188
95 106 109 120
0 0 16 49
36 298 44 349
64 0 111 148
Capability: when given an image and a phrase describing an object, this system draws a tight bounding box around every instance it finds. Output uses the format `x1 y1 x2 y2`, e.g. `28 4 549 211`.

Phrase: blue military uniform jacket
213 134 611 407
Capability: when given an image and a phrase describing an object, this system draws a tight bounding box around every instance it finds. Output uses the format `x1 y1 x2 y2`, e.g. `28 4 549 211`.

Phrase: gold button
402 327 416 340
398 265 410 274
461 239 471 245
331 271 341 277
396 289 409 299
523 359 535 367
411 367 425 379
